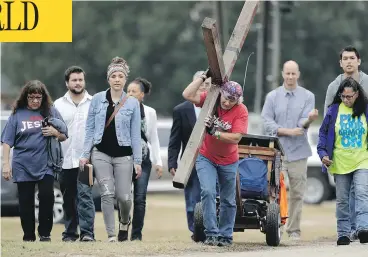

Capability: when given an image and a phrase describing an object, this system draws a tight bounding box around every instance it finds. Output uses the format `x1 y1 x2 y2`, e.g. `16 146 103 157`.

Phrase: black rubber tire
193 202 206 242
265 202 281 246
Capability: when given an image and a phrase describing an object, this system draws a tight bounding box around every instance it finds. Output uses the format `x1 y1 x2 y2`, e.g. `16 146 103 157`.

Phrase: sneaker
203 236 219 246
118 221 130 242
23 234 36 242
337 236 351 245
108 236 117 242
131 233 142 241
39 236 51 242
80 235 95 242
358 230 368 244
218 237 232 247
288 232 300 241
118 230 128 242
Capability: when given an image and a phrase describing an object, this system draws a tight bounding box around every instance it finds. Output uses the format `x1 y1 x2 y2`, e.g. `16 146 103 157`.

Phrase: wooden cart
193 134 285 246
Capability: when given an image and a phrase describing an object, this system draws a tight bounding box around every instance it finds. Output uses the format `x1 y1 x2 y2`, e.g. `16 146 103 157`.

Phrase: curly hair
330 77 368 118
12 80 53 118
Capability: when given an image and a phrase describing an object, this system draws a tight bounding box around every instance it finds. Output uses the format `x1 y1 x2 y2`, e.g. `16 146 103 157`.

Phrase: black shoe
130 231 142 241
118 230 128 242
358 230 368 244
23 237 36 242
118 220 130 242
337 236 350 245
39 236 51 242
191 234 195 242
218 237 232 247
23 234 36 242
203 236 219 246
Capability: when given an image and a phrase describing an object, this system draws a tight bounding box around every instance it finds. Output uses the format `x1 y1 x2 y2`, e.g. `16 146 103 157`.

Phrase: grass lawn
1 193 338 257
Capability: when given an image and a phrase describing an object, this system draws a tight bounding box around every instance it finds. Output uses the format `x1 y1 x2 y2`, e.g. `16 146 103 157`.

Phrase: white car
282 125 336 205
147 117 179 192
304 125 335 204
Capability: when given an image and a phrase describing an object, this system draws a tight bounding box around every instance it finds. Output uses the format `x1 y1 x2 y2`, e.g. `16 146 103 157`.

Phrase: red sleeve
195 92 208 108
231 105 248 134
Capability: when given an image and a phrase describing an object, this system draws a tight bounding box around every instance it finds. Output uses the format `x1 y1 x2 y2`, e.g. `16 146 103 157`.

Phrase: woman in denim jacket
317 77 368 245
80 57 142 242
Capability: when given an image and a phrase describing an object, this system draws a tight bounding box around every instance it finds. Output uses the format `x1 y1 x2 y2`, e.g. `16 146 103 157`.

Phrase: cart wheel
265 202 281 246
193 202 206 242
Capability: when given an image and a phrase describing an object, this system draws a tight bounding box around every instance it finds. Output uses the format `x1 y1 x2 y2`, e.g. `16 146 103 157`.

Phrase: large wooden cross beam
173 0 259 189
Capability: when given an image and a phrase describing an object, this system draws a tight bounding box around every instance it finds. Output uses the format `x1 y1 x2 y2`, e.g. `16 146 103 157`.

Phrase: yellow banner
0 0 72 42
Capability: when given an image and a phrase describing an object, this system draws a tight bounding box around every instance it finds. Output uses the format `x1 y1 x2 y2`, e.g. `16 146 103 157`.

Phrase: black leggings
17 174 55 241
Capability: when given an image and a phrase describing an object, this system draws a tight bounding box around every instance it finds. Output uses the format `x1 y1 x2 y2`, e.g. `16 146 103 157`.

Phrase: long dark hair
12 80 53 117
330 77 368 118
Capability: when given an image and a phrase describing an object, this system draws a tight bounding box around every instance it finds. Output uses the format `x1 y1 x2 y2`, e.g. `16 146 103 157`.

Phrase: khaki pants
282 158 308 235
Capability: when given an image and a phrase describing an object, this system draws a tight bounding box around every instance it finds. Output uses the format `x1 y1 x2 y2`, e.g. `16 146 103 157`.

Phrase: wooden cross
173 0 259 189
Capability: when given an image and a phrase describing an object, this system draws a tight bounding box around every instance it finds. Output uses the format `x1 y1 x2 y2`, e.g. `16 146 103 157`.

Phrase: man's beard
70 88 85 95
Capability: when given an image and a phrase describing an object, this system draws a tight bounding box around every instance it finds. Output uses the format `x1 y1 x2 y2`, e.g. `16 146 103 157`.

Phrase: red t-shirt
196 92 248 165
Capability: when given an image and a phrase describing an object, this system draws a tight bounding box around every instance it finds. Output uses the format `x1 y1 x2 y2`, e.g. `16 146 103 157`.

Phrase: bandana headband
220 81 243 102
107 57 130 80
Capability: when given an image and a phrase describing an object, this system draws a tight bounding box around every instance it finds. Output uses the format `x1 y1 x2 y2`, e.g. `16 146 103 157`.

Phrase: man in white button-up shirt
54 66 95 242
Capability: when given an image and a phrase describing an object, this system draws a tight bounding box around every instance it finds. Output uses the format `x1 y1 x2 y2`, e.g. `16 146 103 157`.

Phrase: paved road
155 242 367 257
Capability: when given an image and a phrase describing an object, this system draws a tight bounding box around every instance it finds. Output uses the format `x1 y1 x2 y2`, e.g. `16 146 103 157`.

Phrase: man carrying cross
182 70 248 246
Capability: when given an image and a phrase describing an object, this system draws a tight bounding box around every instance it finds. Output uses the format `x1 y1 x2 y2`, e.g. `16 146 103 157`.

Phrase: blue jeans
349 183 356 236
184 168 201 233
196 154 238 240
131 156 152 240
59 168 95 240
77 180 96 238
335 169 368 238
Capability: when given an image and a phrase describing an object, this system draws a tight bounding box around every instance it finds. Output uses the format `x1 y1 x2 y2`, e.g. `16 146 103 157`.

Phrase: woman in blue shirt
1 80 67 242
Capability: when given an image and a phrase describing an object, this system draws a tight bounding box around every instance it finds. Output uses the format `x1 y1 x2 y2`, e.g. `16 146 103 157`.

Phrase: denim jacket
317 103 368 173
47 117 68 173
81 90 142 165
